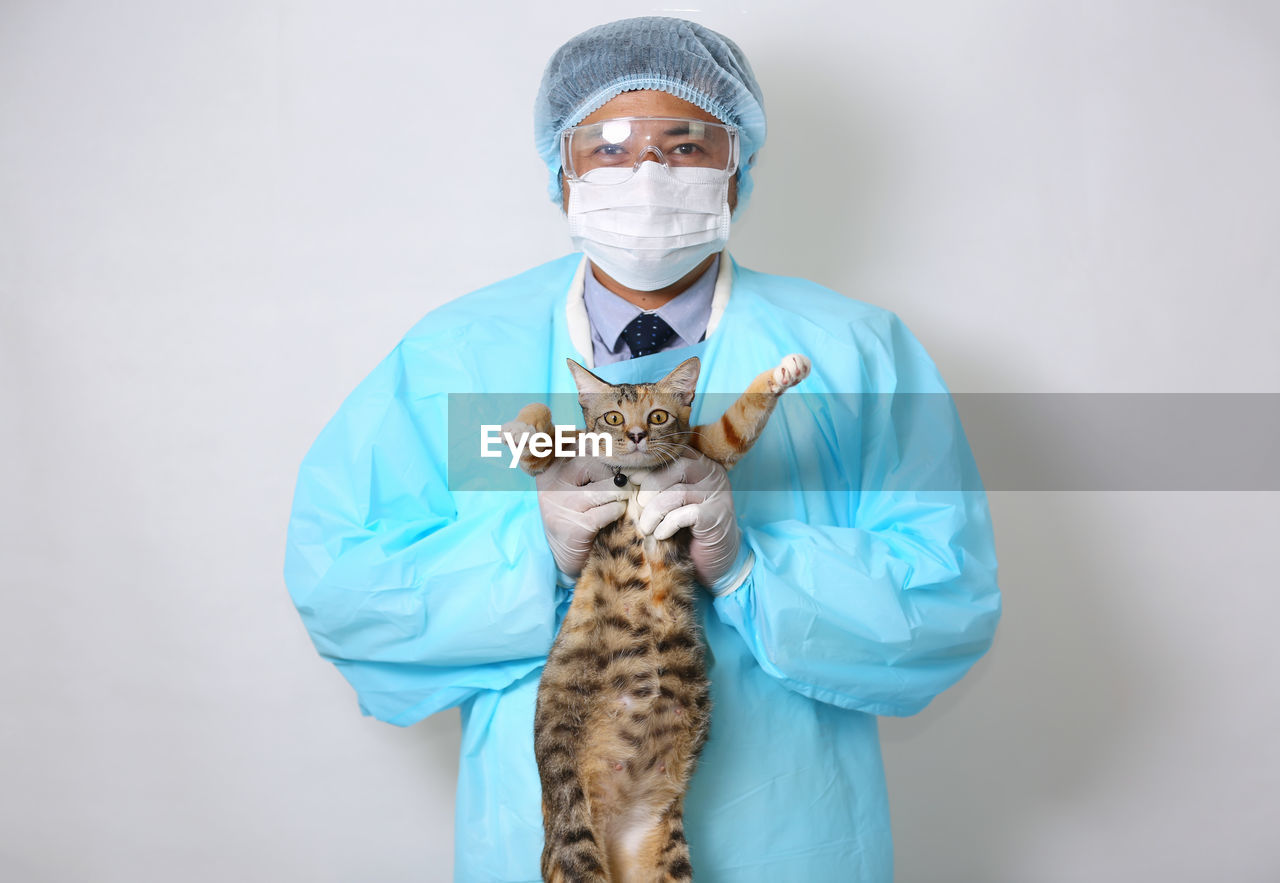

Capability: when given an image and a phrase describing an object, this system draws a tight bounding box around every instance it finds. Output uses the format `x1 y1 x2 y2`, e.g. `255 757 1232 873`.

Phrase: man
285 17 1000 882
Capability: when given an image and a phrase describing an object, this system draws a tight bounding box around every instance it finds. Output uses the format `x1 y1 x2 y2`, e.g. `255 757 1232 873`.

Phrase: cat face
567 357 700 468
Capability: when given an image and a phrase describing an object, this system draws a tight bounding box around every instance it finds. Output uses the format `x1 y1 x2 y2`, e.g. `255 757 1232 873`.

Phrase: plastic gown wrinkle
283 253 999 881
712 290 999 718
287 323 566 722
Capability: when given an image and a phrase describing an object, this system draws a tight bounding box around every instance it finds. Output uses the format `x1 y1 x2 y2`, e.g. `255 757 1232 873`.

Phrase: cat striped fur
505 353 810 882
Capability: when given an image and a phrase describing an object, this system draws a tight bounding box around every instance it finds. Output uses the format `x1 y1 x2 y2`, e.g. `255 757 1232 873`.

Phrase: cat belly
587 688 693 878
588 711 683 815
537 515 708 881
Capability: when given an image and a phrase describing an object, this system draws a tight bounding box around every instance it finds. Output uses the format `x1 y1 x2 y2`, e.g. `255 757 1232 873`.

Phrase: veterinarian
285 17 1001 882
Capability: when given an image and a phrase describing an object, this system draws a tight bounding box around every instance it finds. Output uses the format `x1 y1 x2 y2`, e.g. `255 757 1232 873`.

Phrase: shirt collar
582 255 720 351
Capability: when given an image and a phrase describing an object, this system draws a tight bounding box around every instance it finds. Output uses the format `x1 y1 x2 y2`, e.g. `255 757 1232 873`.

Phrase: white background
3 1 1278 880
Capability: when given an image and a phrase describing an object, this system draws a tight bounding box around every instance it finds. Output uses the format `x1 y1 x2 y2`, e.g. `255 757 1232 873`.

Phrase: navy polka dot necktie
621 313 676 358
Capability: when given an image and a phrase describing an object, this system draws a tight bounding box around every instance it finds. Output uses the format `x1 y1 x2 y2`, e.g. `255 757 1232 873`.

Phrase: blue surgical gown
284 254 1001 882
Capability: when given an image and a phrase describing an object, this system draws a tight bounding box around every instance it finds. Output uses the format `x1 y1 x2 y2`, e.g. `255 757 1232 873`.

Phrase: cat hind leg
539 760 611 882
542 810 611 883
635 801 693 882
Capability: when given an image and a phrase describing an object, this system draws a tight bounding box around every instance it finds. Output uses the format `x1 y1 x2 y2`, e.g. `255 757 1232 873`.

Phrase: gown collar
562 253 736 375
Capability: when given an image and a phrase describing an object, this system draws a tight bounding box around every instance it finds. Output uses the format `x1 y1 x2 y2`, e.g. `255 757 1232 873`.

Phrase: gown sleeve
283 337 560 726
710 312 1002 717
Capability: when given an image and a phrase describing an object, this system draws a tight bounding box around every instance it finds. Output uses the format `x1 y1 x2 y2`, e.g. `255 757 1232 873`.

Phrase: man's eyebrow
663 124 693 136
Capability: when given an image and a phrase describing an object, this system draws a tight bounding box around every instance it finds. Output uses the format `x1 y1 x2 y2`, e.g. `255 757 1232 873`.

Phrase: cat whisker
661 440 700 458
649 445 678 468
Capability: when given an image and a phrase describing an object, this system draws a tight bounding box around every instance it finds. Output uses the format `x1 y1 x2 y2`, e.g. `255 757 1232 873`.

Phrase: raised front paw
513 402 554 436
499 418 537 450
769 353 811 393
501 403 554 475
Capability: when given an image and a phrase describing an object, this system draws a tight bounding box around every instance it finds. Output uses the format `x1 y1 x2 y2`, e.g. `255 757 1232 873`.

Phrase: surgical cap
534 17 767 210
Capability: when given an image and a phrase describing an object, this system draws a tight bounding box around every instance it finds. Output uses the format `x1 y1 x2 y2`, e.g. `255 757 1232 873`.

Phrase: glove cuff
708 541 754 597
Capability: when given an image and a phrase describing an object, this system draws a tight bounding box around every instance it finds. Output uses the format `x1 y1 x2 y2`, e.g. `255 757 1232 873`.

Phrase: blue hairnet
534 17 767 211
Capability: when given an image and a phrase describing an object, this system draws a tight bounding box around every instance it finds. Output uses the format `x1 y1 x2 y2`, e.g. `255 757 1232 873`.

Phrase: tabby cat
505 352 810 882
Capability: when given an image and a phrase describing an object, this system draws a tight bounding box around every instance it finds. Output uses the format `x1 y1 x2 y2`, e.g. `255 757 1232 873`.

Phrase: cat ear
566 358 613 405
658 357 700 407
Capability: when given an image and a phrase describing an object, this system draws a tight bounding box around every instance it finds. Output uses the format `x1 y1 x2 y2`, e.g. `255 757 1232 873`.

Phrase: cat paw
499 419 542 473
499 419 537 449
769 354 811 393
502 403 555 475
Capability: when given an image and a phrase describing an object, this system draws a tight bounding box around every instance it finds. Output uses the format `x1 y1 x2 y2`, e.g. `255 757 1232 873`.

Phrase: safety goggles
560 117 740 183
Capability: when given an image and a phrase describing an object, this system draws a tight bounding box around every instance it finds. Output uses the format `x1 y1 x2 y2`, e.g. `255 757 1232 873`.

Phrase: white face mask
566 162 731 291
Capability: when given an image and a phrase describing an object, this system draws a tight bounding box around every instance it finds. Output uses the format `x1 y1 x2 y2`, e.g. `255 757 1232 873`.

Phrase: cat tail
692 354 810 468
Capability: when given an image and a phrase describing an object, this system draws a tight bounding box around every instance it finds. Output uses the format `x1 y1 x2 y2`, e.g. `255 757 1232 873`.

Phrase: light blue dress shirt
583 255 719 365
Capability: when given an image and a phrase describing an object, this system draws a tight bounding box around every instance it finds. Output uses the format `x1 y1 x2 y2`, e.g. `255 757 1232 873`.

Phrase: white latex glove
636 453 741 587
535 457 629 578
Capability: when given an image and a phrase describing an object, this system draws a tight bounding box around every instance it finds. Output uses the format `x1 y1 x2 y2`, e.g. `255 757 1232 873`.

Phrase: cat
503 352 810 883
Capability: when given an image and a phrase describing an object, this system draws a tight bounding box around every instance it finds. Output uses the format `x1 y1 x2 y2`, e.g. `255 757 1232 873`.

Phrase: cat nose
627 429 647 444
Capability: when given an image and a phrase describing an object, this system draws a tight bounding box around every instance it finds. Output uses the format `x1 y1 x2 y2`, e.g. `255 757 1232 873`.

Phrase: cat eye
648 410 670 425
602 411 624 426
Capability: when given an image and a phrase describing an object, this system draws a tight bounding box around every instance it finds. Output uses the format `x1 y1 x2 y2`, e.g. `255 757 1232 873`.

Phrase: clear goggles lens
561 117 740 183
